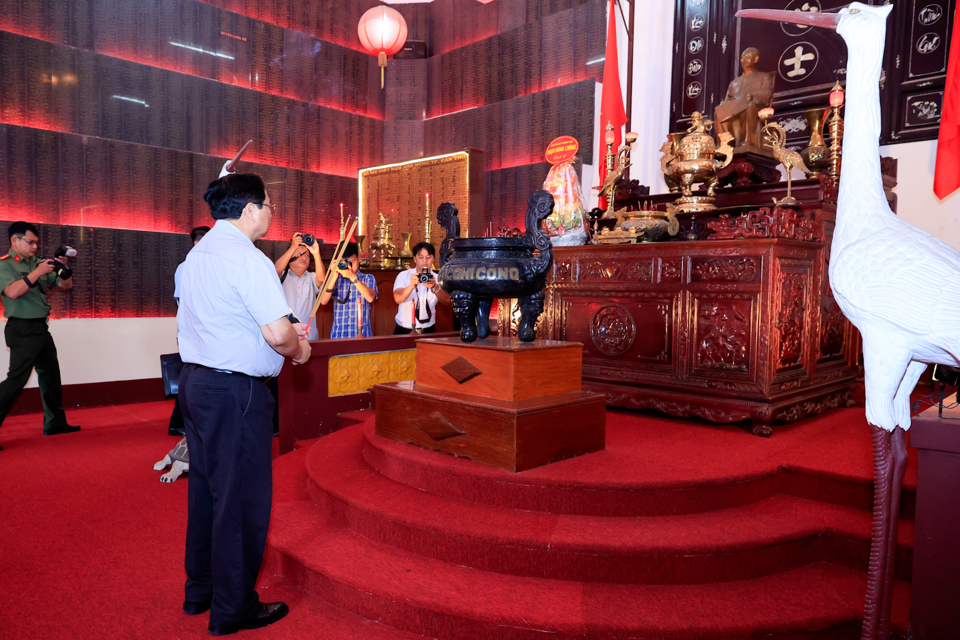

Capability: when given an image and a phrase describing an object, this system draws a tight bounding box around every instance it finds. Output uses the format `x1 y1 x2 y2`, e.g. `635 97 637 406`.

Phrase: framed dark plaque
670 0 956 146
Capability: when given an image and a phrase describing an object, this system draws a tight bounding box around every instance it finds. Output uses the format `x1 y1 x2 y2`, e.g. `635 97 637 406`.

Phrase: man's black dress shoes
183 599 212 615
208 602 289 636
44 424 80 436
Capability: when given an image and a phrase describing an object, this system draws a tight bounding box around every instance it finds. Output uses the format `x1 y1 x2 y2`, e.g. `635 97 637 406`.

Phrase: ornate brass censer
661 112 734 213
367 212 396 268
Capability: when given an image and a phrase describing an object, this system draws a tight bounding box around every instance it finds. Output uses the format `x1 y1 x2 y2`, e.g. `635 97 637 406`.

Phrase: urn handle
436 202 460 267
523 189 554 278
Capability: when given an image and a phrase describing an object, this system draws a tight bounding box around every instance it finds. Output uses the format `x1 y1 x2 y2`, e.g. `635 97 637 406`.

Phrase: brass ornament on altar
594 203 680 244
799 108 831 178
760 120 810 208
367 212 396 268
661 112 734 214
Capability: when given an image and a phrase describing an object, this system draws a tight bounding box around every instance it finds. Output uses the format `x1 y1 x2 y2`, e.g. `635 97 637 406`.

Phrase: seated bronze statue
714 47 775 153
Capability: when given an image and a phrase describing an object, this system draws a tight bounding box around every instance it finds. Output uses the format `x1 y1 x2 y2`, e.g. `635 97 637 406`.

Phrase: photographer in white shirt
392 242 449 334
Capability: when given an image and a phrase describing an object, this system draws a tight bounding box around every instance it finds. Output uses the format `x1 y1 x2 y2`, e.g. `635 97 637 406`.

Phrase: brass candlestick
604 122 616 212
827 81 844 181
424 194 432 247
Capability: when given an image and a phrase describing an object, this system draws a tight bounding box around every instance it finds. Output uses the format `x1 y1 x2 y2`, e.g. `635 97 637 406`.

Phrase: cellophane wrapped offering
542 162 588 246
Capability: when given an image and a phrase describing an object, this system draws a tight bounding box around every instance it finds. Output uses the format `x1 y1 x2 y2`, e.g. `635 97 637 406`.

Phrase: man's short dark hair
203 174 266 220
190 226 211 243
8 221 39 242
411 242 435 258
341 242 359 260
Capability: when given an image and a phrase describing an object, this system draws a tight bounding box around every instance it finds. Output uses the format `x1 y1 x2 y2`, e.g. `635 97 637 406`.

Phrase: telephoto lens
300 233 315 246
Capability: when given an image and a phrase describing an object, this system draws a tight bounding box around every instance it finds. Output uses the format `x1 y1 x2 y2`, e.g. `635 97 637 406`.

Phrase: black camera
338 259 350 270
417 267 432 283
47 245 77 279
300 233 316 246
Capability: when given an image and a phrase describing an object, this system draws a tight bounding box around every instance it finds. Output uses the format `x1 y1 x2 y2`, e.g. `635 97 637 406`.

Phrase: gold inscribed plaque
328 349 417 397
358 150 483 247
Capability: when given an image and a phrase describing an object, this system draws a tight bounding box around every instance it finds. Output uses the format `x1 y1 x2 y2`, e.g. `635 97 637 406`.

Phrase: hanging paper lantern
357 5 408 89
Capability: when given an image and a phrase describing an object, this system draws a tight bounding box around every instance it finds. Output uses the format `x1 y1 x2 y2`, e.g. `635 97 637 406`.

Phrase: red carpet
264 408 914 639
0 402 419 640
0 401 914 639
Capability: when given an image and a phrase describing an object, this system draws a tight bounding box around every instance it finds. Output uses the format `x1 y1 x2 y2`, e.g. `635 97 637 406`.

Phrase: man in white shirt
392 242 449 334
273 232 325 341
177 173 310 635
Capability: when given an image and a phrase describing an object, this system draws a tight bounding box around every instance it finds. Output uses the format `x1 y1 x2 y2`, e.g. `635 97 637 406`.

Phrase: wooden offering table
374 337 606 472
503 177 867 436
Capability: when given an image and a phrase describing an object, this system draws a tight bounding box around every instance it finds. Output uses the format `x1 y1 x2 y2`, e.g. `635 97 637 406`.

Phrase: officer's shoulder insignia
0 254 9 260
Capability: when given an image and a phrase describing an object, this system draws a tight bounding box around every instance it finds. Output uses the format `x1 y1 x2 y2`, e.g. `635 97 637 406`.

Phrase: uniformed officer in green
0 221 78 448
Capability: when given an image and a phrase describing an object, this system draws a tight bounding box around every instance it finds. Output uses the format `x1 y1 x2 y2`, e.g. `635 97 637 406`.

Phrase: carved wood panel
670 0 956 145
560 294 678 373
690 293 756 378
775 267 810 374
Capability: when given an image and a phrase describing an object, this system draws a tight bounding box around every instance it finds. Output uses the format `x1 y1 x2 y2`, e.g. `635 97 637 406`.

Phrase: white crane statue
739 4 960 640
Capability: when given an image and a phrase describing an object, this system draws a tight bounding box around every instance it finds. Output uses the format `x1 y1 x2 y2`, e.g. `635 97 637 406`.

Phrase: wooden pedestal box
374 337 605 472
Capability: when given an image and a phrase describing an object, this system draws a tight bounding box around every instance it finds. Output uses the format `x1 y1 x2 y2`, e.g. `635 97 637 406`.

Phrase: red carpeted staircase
263 408 915 639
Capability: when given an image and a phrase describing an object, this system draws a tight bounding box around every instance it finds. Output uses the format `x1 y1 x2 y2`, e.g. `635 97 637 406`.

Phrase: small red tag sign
545 136 579 164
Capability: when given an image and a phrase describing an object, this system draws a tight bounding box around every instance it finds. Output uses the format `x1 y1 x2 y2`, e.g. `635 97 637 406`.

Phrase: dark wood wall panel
669 0 955 146
0 124 356 243
0 0 384 118
484 162 554 233
0 31 383 176
428 0 600 56
423 79 595 169
0 219 294 319
425 2 603 118
197 0 431 50
386 59 428 121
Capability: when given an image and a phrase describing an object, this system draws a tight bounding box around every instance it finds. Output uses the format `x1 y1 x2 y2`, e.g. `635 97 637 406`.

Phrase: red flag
934 4 960 200
599 0 627 201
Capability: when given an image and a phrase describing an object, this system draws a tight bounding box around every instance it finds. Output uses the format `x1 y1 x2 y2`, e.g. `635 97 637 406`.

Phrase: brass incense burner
367 212 396 268
661 112 734 214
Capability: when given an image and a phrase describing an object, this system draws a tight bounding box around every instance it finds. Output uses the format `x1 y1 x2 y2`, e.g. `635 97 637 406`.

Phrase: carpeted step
360 411 916 519
339 408 374 430
265 465 910 640
303 424 913 585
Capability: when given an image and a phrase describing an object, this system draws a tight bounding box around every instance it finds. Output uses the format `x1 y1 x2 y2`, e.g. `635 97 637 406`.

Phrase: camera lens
300 233 315 246
338 259 349 270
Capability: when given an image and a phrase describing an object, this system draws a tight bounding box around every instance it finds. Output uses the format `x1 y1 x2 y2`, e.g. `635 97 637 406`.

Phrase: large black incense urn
437 190 554 342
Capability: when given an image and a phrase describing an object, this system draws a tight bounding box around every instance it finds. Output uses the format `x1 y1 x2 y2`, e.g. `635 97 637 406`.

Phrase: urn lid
677 111 717 160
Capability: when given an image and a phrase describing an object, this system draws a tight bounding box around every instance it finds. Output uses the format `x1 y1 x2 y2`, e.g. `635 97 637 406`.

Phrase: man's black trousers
179 364 274 628
0 317 69 431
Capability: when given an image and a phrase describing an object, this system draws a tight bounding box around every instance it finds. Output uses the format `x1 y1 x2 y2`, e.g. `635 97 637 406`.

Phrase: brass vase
400 232 413 258
355 234 367 267
800 108 830 177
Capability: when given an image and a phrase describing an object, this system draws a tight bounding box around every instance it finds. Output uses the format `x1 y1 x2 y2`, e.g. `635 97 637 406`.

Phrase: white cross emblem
784 46 816 78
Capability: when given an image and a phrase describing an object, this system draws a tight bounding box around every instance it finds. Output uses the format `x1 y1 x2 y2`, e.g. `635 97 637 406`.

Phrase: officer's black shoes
44 424 81 436
208 602 289 635
169 427 186 437
183 598 212 615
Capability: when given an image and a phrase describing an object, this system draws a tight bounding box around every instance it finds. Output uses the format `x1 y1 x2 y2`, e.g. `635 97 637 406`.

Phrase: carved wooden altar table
513 177 864 436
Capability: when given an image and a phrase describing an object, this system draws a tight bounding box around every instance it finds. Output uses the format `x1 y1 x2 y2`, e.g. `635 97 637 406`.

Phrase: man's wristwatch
350 278 358 284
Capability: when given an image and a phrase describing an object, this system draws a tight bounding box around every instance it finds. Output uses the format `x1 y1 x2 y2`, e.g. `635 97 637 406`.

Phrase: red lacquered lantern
358 5 408 89
829 81 845 108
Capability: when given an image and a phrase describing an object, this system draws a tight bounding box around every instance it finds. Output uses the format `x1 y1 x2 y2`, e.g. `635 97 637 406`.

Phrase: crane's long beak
736 8 840 30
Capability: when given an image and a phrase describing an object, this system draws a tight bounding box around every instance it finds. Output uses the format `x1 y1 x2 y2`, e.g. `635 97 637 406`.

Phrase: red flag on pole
934 5 960 200
599 0 627 197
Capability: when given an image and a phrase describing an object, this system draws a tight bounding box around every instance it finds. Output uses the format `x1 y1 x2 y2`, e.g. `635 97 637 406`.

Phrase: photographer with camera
318 242 378 339
392 242 448 335
0 222 79 446
273 232 325 341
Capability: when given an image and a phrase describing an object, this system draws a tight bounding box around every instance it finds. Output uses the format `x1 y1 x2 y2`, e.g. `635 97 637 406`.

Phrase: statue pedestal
716 150 781 188
374 337 605 472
